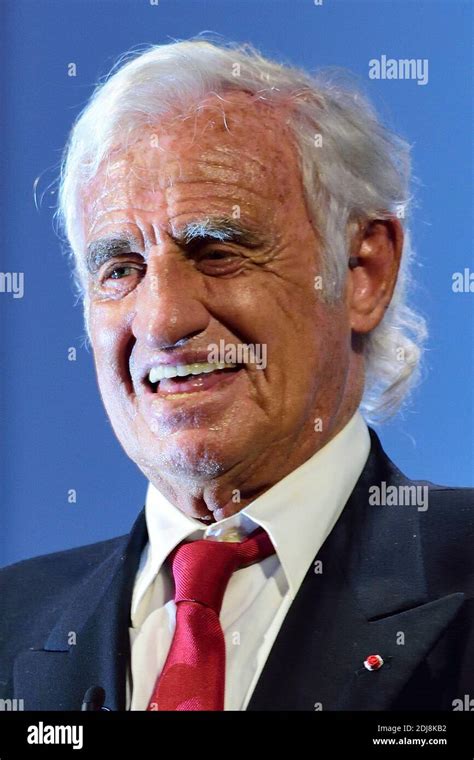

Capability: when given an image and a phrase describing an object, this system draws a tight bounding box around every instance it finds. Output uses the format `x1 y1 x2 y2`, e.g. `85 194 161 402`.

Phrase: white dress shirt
127 411 370 710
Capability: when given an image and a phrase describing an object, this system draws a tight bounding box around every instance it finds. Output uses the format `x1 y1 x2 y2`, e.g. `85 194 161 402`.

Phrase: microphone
81 685 106 711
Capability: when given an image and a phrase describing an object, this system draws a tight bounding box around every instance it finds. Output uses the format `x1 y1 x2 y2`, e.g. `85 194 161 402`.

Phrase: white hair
56 38 427 422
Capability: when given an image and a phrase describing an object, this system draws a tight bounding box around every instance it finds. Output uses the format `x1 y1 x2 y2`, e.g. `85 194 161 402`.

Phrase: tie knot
170 528 275 614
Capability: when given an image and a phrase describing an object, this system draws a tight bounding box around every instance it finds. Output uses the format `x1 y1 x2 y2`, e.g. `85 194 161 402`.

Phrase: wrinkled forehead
80 92 301 230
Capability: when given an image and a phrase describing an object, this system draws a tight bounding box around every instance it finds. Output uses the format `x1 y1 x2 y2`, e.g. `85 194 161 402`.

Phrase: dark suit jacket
1 429 473 711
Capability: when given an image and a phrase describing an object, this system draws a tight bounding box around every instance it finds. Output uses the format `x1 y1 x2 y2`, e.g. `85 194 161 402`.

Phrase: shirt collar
131 410 370 619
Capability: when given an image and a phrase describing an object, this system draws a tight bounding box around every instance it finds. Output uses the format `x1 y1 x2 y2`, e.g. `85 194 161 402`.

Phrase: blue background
1 0 472 567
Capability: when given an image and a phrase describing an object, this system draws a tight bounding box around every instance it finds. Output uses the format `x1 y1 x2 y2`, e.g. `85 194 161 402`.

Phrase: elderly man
1 40 472 712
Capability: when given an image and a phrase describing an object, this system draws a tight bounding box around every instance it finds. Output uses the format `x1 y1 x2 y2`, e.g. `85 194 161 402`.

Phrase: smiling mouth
146 362 243 396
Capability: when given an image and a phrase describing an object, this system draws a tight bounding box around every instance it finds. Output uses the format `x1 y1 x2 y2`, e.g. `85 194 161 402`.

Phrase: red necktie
146 528 275 711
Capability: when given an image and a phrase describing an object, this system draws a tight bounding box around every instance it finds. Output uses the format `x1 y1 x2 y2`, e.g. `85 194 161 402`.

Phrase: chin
139 429 243 482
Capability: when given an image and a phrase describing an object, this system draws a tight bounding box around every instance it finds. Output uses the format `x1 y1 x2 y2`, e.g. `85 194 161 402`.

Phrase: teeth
148 362 235 384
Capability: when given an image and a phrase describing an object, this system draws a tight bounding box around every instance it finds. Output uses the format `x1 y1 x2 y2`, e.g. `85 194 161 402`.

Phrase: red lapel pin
364 654 384 671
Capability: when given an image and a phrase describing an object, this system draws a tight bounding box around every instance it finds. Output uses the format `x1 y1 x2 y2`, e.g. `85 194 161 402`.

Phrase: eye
96 257 145 298
203 250 229 260
195 248 243 275
107 264 139 280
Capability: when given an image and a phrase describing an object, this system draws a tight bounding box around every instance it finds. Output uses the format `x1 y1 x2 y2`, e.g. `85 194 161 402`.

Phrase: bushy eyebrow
85 217 264 275
171 217 263 248
86 235 142 274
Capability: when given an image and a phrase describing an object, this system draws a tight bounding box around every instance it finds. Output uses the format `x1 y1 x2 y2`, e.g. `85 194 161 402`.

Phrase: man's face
81 93 352 517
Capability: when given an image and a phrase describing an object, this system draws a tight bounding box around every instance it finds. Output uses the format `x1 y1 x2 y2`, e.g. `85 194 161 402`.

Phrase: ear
347 218 403 334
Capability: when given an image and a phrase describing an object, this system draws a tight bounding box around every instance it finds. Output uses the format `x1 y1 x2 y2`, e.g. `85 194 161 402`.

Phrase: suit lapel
13 509 148 711
248 430 465 710
335 593 463 710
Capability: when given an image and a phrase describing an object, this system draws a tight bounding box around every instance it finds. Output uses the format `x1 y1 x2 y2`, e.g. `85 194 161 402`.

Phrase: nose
131 248 210 349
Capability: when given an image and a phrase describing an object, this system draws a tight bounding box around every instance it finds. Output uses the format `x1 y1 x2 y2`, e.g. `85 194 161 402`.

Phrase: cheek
312 307 352 385
287 302 350 384
89 305 134 391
